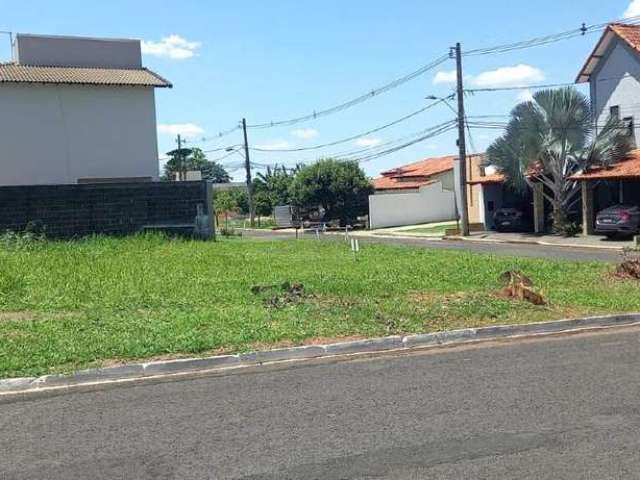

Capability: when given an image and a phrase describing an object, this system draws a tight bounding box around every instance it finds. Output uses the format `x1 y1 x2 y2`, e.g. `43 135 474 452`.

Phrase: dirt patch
251 281 307 308
614 256 640 280
0 311 36 322
496 271 546 306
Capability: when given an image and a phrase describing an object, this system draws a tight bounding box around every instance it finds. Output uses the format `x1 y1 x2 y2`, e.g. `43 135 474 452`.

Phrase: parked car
493 207 530 232
595 204 640 238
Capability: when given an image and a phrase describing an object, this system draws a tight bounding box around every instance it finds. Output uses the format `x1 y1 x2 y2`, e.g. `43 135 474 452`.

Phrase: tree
487 87 632 233
213 188 247 228
288 158 373 225
252 164 302 218
163 148 231 183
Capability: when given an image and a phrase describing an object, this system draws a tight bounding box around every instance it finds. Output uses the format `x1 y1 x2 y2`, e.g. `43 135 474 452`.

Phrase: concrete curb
2 313 639 400
443 235 626 251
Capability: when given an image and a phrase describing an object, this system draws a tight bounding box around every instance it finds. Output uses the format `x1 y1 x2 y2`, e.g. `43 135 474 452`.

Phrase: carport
572 151 640 235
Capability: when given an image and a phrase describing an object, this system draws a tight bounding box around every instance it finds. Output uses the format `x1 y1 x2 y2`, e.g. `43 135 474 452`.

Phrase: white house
0 33 171 186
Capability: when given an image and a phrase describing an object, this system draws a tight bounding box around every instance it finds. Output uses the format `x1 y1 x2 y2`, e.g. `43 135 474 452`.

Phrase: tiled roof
577 23 640 83
467 173 506 185
610 23 640 52
570 149 640 180
0 63 171 87
374 155 456 191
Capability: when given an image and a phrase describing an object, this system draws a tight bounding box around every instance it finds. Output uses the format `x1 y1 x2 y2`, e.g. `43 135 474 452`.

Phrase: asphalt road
3 328 640 479
242 229 623 262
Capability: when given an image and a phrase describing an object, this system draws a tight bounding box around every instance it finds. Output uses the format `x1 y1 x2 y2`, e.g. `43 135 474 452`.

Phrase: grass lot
0 234 638 378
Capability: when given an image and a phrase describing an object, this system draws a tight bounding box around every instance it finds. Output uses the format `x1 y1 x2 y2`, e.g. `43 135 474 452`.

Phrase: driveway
243 229 624 262
2 327 640 479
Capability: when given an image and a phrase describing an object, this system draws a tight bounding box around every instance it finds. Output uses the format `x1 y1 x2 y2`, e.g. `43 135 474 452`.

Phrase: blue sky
1 0 639 180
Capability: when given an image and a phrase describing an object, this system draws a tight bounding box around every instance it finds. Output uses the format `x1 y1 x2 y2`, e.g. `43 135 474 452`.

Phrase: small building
0 33 171 186
369 154 484 229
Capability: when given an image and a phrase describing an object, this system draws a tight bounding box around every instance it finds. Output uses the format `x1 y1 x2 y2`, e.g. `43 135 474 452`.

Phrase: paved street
243 229 623 262
3 328 640 479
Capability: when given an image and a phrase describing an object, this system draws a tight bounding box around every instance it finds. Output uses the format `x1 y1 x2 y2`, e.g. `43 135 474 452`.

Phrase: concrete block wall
0 181 212 238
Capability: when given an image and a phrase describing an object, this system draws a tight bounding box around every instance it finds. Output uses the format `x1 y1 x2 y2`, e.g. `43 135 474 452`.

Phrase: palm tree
487 87 632 233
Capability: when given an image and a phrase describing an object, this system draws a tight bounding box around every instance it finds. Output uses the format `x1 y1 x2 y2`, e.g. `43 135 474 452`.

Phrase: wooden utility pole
176 134 185 181
242 118 255 227
454 42 470 236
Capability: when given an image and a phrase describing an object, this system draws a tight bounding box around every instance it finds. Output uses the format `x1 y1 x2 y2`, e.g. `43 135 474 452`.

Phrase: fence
0 181 214 238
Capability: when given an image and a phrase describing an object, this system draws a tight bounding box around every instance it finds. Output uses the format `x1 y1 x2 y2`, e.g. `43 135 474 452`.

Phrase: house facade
369 154 484 229
574 23 640 234
0 34 171 186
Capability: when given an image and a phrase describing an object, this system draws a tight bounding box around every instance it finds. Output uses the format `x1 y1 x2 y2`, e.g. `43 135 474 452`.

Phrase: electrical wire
245 54 450 129
249 96 454 153
463 15 640 57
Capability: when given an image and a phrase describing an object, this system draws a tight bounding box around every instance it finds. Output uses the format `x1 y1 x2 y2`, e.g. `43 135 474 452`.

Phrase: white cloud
516 89 535 103
256 140 291 150
355 137 382 147
473 64 545 88
625 0 640 17
433 70 457 85
291 128 319 140
157 123 205 139
141 34 201 60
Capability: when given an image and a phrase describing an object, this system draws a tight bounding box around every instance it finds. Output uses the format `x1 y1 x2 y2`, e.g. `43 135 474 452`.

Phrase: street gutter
2 313 639 403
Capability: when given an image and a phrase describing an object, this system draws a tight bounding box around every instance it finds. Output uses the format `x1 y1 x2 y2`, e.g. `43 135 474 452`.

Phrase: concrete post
533 182 544 234
582 181 594 236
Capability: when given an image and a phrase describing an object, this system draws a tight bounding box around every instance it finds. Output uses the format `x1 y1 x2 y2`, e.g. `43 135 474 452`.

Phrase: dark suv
595 204 640 238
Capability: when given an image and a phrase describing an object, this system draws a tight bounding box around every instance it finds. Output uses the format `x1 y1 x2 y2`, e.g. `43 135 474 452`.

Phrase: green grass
401 222 458 236
0 234 638 378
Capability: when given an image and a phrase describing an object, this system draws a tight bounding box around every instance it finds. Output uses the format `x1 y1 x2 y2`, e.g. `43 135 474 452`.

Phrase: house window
610 105 620 121
623 116 636 146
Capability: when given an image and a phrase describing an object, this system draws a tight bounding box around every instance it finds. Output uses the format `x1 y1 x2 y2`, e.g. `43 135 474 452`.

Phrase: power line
465 82 576 93
245 53 450 129
329 119 457 159
249 96 454 153
337 121 458 163
463 16 640 57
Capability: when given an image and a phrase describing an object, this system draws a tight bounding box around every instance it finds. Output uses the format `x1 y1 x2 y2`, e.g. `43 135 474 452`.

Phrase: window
610 105 620 121
624 116 636 146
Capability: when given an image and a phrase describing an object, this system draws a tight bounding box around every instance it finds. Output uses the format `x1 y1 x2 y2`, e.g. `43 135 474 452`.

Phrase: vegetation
163 147 231 183
289 158 373 225
1 235 640 378
487 87 631 234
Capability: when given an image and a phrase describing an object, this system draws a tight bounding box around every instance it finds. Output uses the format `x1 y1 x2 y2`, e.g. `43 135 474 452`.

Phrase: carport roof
467 173 506 185
570 149 640 180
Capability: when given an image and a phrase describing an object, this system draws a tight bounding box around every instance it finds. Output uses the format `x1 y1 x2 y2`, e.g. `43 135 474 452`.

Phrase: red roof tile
374 155 459 191
571 149 640 180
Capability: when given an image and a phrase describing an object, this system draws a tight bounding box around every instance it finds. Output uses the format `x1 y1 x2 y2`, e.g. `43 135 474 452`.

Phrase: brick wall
0 181 213 238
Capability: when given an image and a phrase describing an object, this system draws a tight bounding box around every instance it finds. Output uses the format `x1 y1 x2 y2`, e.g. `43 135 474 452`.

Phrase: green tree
163 148 231 183
289 158 373 225
487 87 632 233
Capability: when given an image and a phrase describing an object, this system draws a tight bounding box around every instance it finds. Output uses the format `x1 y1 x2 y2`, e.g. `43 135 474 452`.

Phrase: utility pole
242 118 255 227
454 42 470 236
176 134 184 181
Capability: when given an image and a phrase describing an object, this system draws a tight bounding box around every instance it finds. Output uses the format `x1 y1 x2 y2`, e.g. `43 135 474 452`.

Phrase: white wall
591 38 640 140
15 34 142 68
0 84 159 185
368 180 457 229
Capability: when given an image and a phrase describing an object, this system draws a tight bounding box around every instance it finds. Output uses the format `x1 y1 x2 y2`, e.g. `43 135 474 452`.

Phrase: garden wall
0 181 213 238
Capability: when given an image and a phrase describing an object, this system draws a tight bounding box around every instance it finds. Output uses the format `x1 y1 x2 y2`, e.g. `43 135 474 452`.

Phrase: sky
1 0 640 180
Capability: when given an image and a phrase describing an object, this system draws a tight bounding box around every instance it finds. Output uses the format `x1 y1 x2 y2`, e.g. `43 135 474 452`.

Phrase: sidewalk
443 231 634 251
